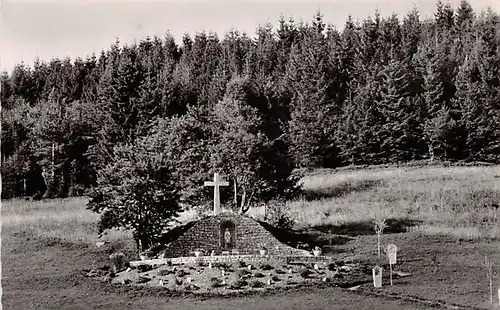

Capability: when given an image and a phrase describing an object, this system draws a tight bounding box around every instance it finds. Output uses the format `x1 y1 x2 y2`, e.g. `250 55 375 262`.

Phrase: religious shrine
149 172 308 259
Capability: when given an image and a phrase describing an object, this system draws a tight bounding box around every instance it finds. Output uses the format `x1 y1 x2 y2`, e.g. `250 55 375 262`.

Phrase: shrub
230 279 248 289
109 252 127 272
176 269 188 277
238 261 247 268
260 264 274 271
300 269 313 278
137 265 152 273
158 269 172 276
137 276 151 284
264 199 295 230
212 262 230 270
210 277 225 288
254 272 265 278
237 269 252 278
250 280 265 288
271 275 281 282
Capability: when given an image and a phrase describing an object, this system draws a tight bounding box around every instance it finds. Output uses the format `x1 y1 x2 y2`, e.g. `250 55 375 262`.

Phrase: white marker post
387 244 398 286
204 172 229 216
372 266 383 288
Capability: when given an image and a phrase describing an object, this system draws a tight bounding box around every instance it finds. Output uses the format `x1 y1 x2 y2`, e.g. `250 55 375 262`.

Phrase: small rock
322 276 329 282
208 263 213 269
186 277 192 283
96 241 106 248
314 264 319 270
340 266 352 272
393 271 412 278
267 279 272 285
347 285 361 291
125 267 131 272
159 279 164 286
248 265 252 271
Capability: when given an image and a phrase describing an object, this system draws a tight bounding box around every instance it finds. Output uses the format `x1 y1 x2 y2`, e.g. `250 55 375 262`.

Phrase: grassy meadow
290 164 500 239
1 197 132 243
2 163 500 244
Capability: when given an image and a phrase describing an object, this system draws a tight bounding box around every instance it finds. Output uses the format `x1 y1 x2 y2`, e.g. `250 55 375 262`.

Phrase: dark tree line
2 1 500 201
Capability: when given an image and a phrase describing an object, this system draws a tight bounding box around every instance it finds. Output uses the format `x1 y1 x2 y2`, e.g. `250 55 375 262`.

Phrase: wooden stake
389 264 393 286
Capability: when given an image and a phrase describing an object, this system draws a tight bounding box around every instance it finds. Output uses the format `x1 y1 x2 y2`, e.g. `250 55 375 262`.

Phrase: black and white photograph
1 0 500 309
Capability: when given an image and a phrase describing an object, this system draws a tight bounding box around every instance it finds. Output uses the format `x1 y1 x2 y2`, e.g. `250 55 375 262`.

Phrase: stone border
129 254 336 267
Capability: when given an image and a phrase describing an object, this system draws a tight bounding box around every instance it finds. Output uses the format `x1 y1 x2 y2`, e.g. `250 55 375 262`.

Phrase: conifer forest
2 0 499 202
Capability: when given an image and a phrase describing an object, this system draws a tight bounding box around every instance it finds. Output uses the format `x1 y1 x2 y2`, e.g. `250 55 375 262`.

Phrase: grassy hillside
290 164 500 239
3 164 500 245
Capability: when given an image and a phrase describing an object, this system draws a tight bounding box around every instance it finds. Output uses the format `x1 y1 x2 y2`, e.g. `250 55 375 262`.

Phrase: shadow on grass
302 179 383 201
311 218 423 237
260 221 355 251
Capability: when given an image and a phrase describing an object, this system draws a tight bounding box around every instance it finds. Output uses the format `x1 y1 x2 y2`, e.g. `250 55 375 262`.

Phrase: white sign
372 266 383 288
387 244 398 265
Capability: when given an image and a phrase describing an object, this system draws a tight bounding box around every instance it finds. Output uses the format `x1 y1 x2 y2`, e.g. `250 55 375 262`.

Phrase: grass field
3 163 500 244
290 164 500 239
2 163 500 309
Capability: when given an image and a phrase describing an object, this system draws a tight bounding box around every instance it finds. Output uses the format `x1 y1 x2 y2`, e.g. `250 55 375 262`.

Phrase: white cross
204 172 229 215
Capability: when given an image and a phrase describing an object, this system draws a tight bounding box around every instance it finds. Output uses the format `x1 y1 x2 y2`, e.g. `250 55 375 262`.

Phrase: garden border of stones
129 254 338 268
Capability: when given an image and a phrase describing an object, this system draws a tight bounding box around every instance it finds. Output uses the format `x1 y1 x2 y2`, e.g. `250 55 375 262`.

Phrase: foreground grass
290 164 500 239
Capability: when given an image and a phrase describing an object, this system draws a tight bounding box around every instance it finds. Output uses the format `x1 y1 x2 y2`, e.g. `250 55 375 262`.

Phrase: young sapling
483 255 495 304
373 218 388 259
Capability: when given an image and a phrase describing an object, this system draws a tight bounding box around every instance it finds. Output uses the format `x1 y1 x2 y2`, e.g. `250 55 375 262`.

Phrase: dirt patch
3 230 500 309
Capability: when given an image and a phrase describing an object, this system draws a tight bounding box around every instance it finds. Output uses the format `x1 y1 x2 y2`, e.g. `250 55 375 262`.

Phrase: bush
176 269 189 277
250 280 265 288
300 269 313 278
137 276 151 284
158 269 172 276
109 252 127 272
210 277 225 288
230 279 248 289
237 269 252 278
137 265 152 273
212 262 230 270
260 264 274 271
272 275 281 282
264 199 295 230
254 272 265 278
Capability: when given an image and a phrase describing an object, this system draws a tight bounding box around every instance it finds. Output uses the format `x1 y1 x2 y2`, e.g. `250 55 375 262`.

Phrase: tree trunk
240 187 247 214
233 178 238 206
240 189 255 214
